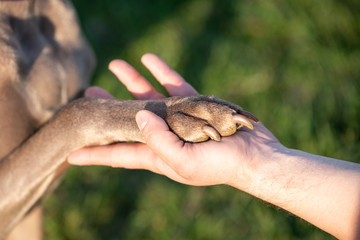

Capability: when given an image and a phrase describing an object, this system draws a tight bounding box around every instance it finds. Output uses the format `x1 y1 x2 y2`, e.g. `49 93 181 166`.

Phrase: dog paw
164 95 259 142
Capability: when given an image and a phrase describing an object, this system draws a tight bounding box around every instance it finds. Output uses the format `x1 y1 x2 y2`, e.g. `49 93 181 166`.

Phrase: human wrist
235 146 360 239
229 142 293 201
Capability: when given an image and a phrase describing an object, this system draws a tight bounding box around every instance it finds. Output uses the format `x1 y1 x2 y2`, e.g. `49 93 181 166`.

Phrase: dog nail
202 125 221 141
233 115 254 130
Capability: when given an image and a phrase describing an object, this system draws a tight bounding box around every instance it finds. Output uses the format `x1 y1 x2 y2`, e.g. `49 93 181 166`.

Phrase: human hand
69 54 360 239
68 53 283 189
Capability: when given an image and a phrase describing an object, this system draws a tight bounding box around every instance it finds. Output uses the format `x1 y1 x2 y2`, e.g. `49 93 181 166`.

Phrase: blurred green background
44 0 359 239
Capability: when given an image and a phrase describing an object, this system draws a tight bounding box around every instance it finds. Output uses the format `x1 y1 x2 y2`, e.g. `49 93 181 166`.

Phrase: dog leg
0 97 146 238
0 96 257 239
6 206 43 240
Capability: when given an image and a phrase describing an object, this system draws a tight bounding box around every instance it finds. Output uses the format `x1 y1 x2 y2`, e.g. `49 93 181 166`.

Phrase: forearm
234 147 360 239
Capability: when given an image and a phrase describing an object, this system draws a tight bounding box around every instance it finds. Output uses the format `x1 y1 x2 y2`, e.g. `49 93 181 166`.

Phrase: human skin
68 53 360 240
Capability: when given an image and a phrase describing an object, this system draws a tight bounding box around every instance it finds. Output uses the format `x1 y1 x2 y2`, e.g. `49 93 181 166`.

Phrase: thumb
136 110 184 159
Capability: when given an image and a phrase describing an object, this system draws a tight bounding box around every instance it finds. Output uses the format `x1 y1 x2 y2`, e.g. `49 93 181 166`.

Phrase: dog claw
202 125 221 141
233 114 254 130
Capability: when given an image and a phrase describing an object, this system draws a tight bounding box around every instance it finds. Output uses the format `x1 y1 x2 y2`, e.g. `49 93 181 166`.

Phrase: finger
141 53 198 96
136 110 185 154
136 110 196 172
69 143 158 170
84 86 114 99
68 143 196 185
108 59 165 100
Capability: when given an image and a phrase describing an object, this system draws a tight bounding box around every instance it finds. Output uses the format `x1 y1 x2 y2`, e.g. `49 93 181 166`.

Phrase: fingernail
136 111 149 131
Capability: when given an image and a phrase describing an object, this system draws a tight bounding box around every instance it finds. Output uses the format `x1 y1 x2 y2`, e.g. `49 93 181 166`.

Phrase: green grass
44 0 359 239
